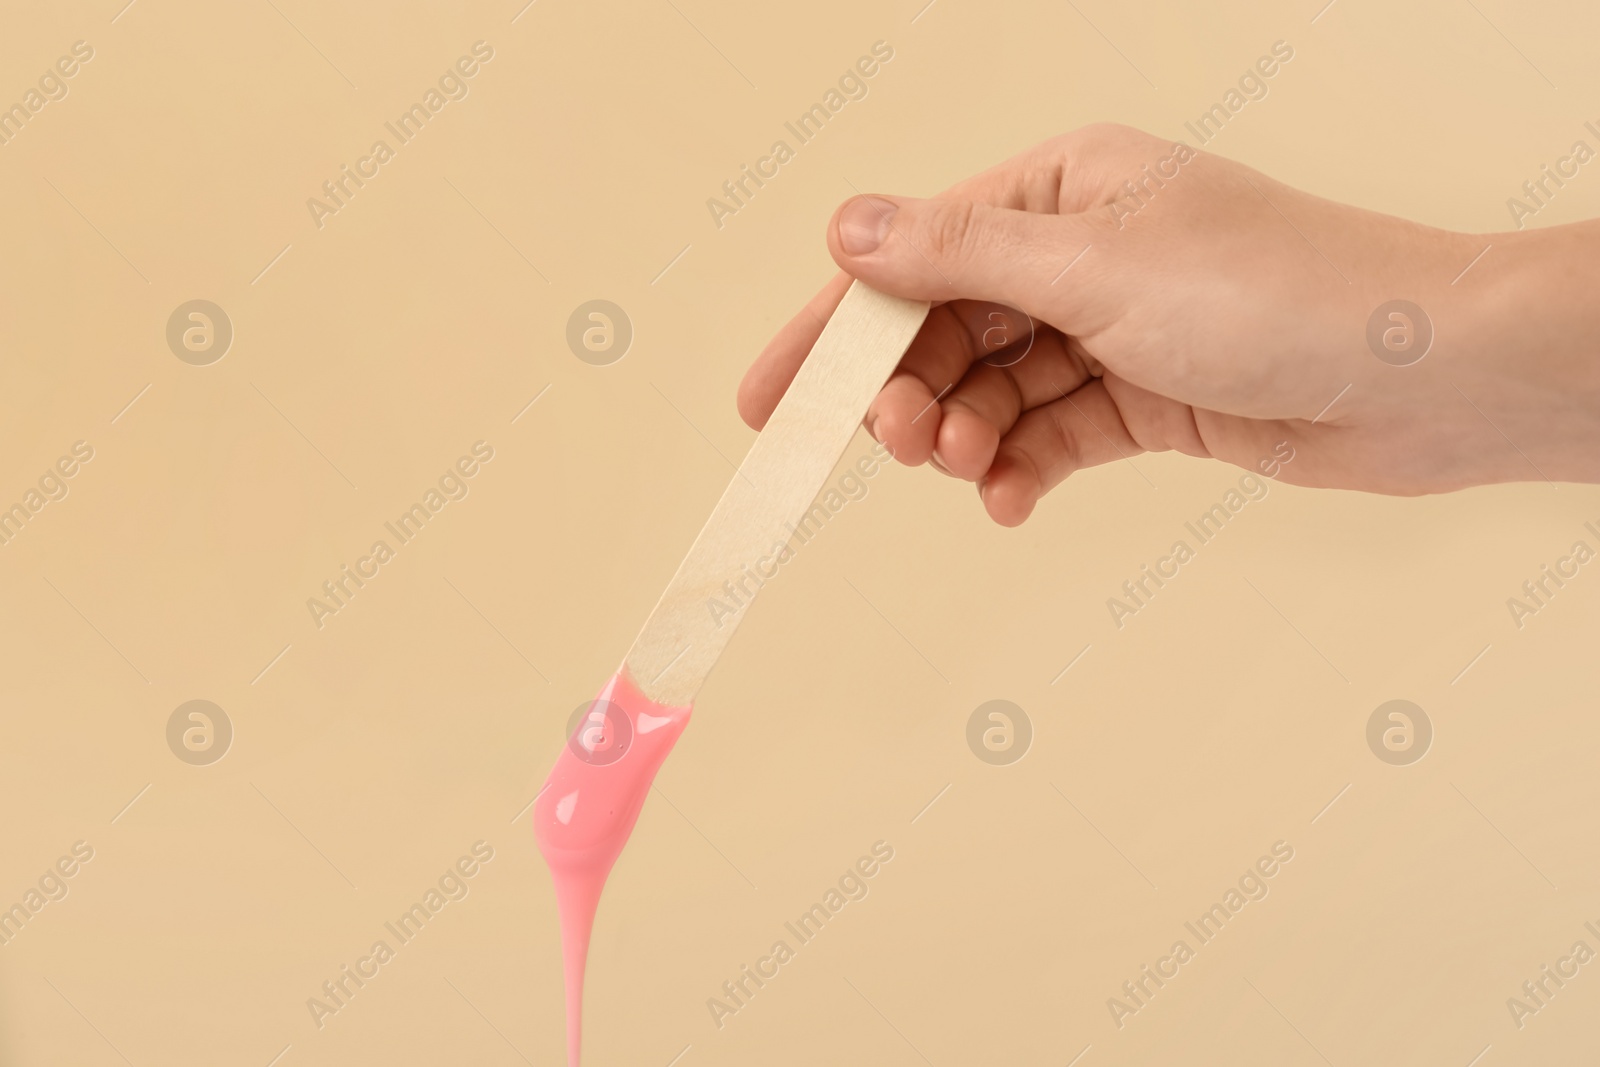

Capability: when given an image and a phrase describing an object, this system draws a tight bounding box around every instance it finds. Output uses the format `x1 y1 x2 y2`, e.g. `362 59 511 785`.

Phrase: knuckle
1081 121 1145 147
1063 122 1130 151
1049 405 1082 471
1061 122 1162 168
925 199 980 263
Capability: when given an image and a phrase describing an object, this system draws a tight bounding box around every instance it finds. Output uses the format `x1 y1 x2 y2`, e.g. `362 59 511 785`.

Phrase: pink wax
533 667 692 1066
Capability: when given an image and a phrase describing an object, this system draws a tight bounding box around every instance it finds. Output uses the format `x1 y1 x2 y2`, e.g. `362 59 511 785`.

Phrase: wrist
1447 221 1600 484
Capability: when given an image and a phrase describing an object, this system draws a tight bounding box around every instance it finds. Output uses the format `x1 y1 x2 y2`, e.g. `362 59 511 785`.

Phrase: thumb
828 194 1105 328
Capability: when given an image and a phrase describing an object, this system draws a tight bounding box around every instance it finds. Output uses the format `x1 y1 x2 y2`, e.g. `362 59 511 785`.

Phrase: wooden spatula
536 279 929 1067
624 279 930 704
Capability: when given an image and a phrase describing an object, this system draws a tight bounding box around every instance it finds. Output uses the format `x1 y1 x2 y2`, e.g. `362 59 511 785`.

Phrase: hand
737 124 1600 525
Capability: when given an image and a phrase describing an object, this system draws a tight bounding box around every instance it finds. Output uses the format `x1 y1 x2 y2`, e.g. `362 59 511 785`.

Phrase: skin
738 124 1600 526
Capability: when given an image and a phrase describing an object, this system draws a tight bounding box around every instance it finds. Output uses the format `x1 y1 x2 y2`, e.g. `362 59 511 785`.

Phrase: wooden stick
624 281 930 706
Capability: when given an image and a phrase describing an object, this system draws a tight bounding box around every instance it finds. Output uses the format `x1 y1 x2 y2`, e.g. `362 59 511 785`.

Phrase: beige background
2 0 1599 1064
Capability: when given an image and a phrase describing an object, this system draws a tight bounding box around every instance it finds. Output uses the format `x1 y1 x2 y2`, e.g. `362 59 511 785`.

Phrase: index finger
736 271 853 430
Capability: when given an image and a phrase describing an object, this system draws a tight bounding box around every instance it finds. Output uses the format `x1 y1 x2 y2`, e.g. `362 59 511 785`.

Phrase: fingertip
736 328 794 431
735 373 770 430
871 374 940 467
826 194 936 298
876 407 937 467
829 195 903 259
934 405 1000 481
980 454 1041 527
739 272 856 432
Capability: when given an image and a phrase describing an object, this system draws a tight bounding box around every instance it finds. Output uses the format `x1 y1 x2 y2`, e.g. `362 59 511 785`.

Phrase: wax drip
534 667 692 1066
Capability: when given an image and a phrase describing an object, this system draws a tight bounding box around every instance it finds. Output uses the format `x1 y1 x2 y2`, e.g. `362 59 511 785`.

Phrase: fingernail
839 197 896 255
870 416 882 441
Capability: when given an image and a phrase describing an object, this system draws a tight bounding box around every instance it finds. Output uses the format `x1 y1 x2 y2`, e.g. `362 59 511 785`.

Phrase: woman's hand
738 124 1600 525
